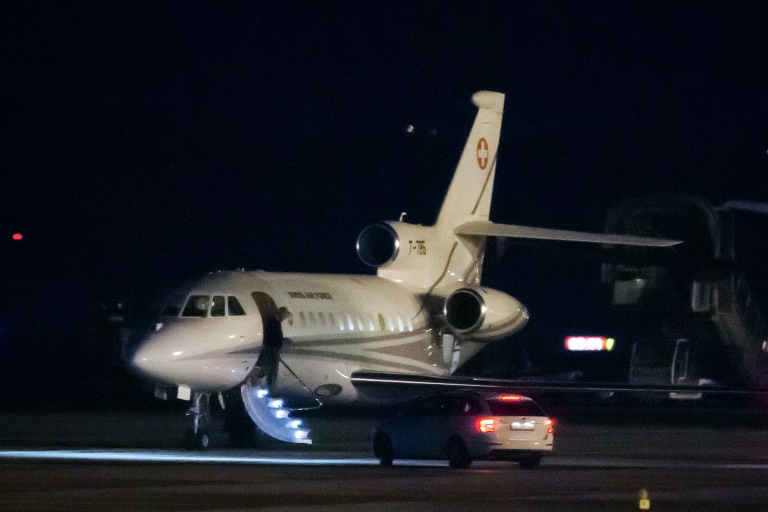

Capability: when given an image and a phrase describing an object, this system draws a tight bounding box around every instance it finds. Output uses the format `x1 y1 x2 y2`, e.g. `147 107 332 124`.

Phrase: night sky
2 2 768 387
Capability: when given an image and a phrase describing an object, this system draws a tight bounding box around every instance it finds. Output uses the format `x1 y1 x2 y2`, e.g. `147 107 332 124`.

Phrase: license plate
511 421 535 430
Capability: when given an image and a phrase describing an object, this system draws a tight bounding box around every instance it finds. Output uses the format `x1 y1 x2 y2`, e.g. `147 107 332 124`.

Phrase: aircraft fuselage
132 270 448 404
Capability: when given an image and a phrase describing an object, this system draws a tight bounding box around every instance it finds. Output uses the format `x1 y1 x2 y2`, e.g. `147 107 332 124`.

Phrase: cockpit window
211 295 226 317
162 294 186 317
182 295 210 317
228 296 246 316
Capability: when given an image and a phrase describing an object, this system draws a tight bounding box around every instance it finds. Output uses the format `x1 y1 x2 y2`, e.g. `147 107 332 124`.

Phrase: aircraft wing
455 220 682 248
350 371 750 398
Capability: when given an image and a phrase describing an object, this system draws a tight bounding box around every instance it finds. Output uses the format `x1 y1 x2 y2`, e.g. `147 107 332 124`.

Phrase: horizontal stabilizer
455 221 682 248
723 200 768 215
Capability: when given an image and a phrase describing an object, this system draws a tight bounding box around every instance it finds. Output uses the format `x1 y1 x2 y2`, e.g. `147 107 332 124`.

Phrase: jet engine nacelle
356 221 430 268
443 287 528 341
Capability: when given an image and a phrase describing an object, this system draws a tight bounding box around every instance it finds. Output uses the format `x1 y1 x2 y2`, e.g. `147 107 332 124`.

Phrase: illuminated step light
565 336 615 351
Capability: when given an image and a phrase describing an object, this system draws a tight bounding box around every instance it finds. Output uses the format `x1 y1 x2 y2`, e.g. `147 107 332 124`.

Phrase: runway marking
540 456 768 470
0 449 444 467
0 449 766 470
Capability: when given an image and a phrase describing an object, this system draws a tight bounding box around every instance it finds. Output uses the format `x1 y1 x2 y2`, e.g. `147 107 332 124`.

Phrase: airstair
604 194 768 389
240 381 312 444
692 273 767 387
239 355 321 444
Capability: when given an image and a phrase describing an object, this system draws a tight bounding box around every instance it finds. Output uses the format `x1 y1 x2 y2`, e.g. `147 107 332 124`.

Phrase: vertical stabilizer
427 91 504 293
435 91 505 231
369 91 505 294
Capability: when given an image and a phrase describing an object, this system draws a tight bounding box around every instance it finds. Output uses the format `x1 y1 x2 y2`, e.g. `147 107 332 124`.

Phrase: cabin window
299 312 307 327
182 295 209 317
378 314 386 331
407 317 413 332
387 316 395 332
308 312 317 326
211 296 226 317
347 315 354 331
368 315 375 332
227 296 246 316
397 315 404 332
356 316 364 331
318 312 326 326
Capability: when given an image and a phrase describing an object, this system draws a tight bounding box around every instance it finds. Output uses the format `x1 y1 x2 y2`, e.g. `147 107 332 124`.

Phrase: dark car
373 390 554 468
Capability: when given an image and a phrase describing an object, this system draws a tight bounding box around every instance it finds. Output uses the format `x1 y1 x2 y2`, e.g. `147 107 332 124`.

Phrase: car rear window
487 400 546 417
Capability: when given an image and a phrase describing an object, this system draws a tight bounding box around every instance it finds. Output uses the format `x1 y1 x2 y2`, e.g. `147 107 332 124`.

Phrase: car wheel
374 431 394 467
447 438 472 469
518 456 541 469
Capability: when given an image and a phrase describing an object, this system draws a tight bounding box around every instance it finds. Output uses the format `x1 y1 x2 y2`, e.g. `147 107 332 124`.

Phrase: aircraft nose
129 331 175 383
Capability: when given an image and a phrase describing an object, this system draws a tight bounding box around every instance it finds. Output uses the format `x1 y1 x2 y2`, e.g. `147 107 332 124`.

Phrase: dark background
2 1 767 397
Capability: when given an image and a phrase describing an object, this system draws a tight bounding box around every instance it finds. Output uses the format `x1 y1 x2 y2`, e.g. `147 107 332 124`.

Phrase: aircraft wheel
185 427 211 451
447 437 472 469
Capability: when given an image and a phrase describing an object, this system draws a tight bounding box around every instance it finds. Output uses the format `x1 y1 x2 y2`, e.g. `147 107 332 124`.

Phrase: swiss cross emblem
477 138 489 170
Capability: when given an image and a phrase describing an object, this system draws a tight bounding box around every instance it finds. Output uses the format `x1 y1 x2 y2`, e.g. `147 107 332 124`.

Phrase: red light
546 418 554 434
478 418 497 433
499 395 522 401
12 233 23 241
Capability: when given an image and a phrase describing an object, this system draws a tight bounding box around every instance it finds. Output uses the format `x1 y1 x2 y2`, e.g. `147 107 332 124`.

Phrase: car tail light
499 395 522 401
545 418 554 434
478 418 497 433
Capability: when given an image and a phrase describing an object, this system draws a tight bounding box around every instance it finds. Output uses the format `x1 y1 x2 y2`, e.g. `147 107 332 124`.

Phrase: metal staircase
240 381 312 444
239 355 322 444
693 273 767 386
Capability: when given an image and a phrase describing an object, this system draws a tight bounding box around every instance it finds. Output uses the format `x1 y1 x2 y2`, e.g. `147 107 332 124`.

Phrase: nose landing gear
184 391 212 450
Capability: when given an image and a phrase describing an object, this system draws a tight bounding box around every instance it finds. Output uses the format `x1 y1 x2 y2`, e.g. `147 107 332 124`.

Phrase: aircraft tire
185 427 211 451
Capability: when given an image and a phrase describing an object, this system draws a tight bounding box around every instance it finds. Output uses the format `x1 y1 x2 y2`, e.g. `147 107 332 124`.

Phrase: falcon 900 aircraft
130 91 678 448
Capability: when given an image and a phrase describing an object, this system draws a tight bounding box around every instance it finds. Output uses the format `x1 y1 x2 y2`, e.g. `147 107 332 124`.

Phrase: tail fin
435 91 505 231
372 91 678 294
426 91 504 292
370 91 505 294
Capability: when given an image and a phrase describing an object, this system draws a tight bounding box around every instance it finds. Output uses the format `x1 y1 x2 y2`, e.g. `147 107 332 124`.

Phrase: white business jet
130 91 679 448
